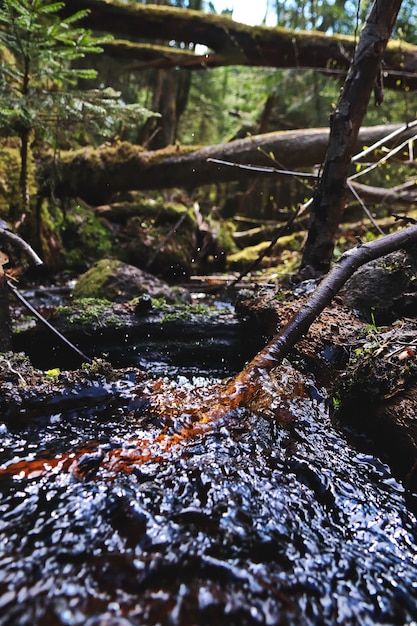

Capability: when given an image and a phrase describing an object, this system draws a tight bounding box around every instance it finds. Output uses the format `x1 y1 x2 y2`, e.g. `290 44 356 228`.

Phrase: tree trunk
300 0 404 275
143 69 178 149
39 124 415 204
60 0 417 91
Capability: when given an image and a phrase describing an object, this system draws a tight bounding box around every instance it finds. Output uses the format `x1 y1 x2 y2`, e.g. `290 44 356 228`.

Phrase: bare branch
222 223 417 408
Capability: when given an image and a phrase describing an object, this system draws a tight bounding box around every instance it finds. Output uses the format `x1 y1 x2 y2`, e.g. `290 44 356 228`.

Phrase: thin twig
7 280 92 364
207 158 317 179
350 134 417 181
392 213 417 224
351 119 417 163
346 180 384 235
6 359 27 386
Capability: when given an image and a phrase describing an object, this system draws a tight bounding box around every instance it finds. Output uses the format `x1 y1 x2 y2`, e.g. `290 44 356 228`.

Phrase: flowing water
0 366 416 625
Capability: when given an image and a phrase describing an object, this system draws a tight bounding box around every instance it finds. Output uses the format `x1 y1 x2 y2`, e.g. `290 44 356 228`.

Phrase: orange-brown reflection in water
1 362 306 480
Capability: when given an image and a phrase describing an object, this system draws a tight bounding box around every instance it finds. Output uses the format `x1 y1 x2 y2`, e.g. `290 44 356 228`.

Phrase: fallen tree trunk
40 124 416 204
350 179 417 207
221 222 417 407
61 0 417 91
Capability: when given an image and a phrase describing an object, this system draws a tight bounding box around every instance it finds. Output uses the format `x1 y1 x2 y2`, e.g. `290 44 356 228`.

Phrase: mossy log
40 124 415 204
13 298 248 374
62 0 417 90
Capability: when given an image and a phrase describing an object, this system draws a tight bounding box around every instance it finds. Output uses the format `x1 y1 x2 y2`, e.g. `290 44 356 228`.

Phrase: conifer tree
0 0 153 229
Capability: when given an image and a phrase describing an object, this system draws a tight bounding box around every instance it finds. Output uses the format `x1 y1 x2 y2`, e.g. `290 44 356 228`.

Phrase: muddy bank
235 280 417 493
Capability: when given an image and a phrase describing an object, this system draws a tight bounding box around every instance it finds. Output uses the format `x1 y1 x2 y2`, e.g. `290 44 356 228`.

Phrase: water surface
0 372 416 625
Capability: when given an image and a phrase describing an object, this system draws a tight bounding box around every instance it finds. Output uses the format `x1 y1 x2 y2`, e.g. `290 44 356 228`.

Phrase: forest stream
1 290 417 626
2 0 417 622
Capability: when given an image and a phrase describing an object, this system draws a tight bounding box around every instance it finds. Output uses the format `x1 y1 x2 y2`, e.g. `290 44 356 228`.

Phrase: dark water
0 372 416 625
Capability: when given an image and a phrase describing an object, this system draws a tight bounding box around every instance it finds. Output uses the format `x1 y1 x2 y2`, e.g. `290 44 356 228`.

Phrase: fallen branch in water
224 222 417 406
7 280 92 365
3 224 417 482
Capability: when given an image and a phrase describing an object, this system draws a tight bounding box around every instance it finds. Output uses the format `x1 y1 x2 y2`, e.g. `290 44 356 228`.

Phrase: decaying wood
40 124 416 204
350 179 417 208
233 224 301 247
300 0 403 274
223 222 417 407
62 0 417 91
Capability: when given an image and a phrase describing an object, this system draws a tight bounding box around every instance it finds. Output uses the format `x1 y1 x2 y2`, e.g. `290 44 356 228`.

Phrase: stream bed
0 365 416 625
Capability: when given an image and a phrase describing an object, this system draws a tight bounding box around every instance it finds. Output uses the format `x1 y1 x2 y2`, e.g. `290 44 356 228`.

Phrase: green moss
129 201 196 225
62 203 113 270
57 297 126 329
227 242 270 270
36 199 64 267
334 328 417 413
148 298 226 323
212 219 238 256
146 144 200 164
0 144 36 220
277 233 304 251
72 260 122 299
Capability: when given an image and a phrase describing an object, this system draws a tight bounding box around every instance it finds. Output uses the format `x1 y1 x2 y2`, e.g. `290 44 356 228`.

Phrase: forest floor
2 260 417 503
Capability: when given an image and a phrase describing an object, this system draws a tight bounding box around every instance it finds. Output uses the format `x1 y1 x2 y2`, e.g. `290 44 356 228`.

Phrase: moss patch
226 241 271 271
61 203 113 270
333 323 417 410
56 298 128 330
0 144 36 220
72 260 125 300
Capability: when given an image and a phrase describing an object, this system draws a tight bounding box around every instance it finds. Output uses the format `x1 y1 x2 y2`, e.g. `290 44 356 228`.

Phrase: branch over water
223 223 417 407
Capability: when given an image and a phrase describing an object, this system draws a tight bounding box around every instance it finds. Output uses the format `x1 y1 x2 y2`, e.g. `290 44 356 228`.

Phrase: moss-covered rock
60 202 114 270
24 199 115 272
73 258 184 303
342 249 417 324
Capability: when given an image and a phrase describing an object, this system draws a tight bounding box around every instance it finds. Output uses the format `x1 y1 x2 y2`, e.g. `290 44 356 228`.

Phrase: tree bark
300 0 404 275
222 222 417 408
39 124 415 204
61 0 417 91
